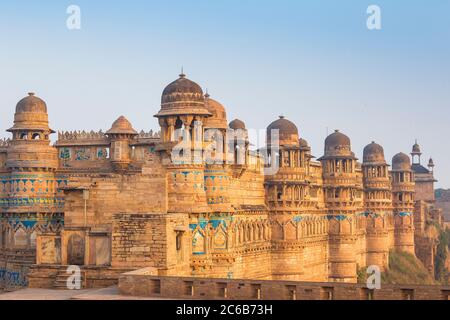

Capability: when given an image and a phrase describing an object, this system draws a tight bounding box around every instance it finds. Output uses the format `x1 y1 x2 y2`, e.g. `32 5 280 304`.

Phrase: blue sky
1 1 449 187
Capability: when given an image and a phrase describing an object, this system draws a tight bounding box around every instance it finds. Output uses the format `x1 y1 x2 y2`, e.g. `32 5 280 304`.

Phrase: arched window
20 132 28 140
32 133 41 140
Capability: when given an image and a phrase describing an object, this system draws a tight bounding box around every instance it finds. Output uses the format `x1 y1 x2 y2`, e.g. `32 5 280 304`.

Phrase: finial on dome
28 92 35 96
204 88 210 99
179 66 186 78
335 129 339 133
279 115 285 119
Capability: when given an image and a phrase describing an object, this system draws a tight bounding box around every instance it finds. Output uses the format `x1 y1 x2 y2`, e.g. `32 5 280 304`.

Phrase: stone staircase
53 269 85 290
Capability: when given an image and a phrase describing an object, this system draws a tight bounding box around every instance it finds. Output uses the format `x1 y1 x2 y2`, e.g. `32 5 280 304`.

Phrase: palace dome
156 73 210 118
8 92 53 133
363 141 385 164
107 116 137 135
267 116 299 146
392 152 411 171
324 130 352 157
229 119 246 130
204 94 228 129
16 92 47 114
161 73 204 104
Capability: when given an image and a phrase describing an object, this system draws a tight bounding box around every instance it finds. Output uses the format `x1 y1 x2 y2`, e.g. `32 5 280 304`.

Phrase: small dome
363 141 385 164
412 140 421 154
161 73 204 105
106 116 137 135
299 138 309 148
324 130 351 155
16 92 47 113
267 116 299 146
428 158 435 167
229 119 246 130
392 152 411 171
204 95 228 129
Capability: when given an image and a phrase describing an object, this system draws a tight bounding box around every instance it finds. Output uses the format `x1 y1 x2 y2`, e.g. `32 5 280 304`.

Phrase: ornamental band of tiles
0 73 443 289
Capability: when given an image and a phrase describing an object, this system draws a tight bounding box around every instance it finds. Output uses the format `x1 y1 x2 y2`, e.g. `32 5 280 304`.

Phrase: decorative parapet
56 130 109 146
132 130 162 146
57 130 107 141
0 138 11 148
137 130 161 139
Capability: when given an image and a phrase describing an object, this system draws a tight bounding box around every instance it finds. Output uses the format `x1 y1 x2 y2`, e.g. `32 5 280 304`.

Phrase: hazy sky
0 1 449 187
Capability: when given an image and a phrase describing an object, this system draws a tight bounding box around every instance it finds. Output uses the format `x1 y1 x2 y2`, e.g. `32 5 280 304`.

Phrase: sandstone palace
0 73 443 290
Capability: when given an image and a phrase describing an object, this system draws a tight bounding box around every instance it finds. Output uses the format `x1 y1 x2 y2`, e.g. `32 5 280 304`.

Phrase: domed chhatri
204 94 228 129
363 141 386 164
412 140 421 154
323 129 353 157
229 118 246 130
106 116 138 135
156 73 211 117
8 92 54 133
15 92 48 114
266 116 299 146
392 152 411 171
299 138 309 148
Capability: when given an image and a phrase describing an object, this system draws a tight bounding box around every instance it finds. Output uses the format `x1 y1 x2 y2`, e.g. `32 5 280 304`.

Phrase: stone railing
118 272 450 300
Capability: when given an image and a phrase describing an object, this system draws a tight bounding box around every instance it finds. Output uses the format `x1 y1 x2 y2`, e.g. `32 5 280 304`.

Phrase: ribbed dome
156 73 210 118
392 152 411 171
107 116 137 135
16 92 47 113
229 119 246 130
161 73 204 104
324 130 351 156
204 94 228 129
363 141 385 164
267 116 299 146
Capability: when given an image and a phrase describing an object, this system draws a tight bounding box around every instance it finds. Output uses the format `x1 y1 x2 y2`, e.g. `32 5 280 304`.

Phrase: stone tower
202 94 233 213
4 93 59 249
362 142 392 270
265 116 317 279
106 116 138 172
391 152 415 255
154 73 211 214
319 130 363 283
410 141 437 203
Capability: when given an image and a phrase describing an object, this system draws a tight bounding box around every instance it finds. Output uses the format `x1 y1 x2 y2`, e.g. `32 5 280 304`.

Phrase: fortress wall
111 213 190 275
62 172 167 229
271 237 328 282
118 273 450 300
228 169 266 207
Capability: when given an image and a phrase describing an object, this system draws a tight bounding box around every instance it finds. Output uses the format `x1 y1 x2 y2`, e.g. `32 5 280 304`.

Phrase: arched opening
32 133 41 140
20 132 28 140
